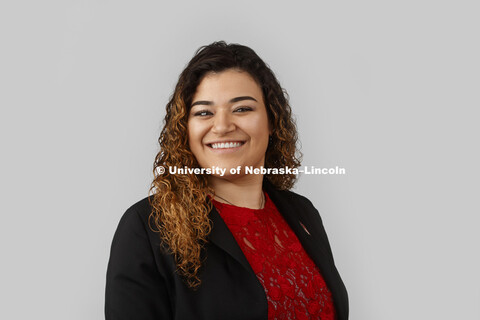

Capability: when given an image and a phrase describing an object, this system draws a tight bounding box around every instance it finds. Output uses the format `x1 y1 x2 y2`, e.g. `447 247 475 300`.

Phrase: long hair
149 41 302 288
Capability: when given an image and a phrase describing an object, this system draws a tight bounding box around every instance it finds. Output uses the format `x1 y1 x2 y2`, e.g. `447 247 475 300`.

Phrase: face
187 69 271 179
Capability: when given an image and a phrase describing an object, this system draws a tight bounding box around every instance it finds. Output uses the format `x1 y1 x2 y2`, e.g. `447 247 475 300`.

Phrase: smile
208 141 245 149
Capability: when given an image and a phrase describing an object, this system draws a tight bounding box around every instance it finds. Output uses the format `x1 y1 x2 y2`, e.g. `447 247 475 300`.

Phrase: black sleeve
105 206 173 320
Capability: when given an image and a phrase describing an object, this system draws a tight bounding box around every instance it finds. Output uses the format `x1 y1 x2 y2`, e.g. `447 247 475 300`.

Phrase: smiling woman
105 41 349 320
188 69 271 180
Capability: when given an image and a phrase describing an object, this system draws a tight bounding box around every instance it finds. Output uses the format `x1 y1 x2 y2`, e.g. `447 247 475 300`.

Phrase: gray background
1 0 479 319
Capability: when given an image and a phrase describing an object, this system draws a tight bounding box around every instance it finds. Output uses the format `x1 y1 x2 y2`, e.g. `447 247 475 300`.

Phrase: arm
105 206 173 320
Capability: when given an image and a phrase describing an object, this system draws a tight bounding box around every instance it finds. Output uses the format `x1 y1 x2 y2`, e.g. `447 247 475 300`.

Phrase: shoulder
124 195 155 218
111 195 159 250
273 188 317 209
109 195 174 274
117 195 155 230
263 179 319 216
272 188 324 228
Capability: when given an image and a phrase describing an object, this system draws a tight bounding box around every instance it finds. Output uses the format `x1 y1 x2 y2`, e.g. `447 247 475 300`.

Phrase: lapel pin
299 221 311 236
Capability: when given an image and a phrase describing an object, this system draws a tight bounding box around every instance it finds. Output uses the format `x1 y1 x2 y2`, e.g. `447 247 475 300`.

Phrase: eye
193 110 213 117
234 106 253 113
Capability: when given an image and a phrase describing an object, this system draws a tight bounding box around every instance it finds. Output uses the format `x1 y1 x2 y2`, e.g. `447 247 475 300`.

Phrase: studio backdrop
1 1 479 319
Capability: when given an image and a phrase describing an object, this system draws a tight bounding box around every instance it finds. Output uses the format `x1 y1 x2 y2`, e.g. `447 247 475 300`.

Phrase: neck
208 174 265 209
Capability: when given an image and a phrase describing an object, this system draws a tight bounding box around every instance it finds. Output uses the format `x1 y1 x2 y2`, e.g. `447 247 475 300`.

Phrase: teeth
211 142 243 149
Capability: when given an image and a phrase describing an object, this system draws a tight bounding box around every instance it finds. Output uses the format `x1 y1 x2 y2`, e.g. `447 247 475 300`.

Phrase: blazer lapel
208 202 253 272
263 180 348 320
262 180 335 271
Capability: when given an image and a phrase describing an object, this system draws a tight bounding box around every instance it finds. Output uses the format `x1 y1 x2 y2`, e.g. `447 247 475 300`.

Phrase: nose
211 111 235 134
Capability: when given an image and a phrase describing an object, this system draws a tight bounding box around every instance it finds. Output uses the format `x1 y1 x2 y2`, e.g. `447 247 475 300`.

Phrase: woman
105 41 348 320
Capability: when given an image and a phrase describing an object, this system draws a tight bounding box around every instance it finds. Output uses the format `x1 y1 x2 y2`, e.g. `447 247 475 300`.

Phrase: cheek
247 115 270 142
187 121 206 151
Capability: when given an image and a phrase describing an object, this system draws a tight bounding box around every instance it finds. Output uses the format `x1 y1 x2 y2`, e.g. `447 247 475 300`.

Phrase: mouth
207 141 246 150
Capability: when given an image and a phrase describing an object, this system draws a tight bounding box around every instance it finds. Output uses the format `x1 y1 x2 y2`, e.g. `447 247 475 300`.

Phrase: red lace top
210 191 336 320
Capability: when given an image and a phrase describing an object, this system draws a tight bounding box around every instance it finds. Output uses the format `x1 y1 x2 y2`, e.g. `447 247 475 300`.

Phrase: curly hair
149 41 302 288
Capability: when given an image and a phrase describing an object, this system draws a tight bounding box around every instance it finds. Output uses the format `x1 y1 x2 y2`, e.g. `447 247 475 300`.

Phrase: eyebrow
191 96 258 108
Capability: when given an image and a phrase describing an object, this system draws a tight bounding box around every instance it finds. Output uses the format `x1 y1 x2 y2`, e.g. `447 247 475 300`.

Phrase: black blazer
105 180 348 319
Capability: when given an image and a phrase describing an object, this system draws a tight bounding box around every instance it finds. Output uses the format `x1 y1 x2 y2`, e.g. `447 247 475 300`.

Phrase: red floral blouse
210 191 336 320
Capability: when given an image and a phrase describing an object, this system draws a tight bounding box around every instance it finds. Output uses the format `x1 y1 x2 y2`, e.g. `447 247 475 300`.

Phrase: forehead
192 69 263 102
